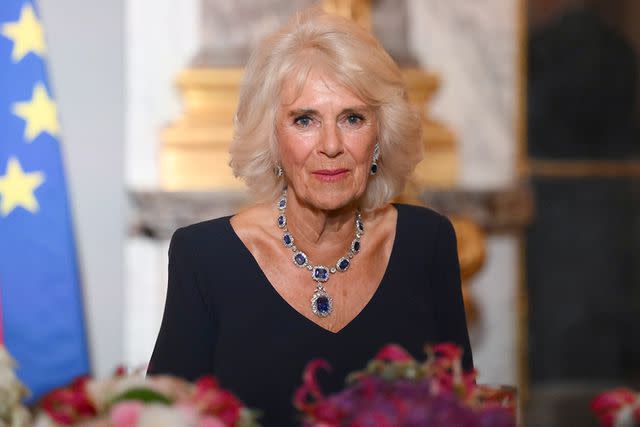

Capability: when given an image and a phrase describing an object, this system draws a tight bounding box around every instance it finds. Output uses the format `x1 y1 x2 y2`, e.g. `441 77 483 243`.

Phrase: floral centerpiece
591 388 640 427
294 343 516 427
32 370 261 427
0 346 31 427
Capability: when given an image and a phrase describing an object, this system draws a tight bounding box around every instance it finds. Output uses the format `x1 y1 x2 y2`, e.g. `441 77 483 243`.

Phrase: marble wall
408 0 519 189
196 0 315 65
125 0 199 188
124 0 199 367
405 0 521 387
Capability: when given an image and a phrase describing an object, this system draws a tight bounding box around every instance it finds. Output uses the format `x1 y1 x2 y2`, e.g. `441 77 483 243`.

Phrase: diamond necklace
276 189 363 317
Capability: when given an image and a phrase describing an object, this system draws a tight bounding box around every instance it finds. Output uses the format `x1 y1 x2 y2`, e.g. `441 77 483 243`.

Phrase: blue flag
0 0 90 401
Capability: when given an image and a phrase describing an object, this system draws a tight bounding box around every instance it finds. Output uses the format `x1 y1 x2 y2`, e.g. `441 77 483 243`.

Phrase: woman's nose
319 123 344 158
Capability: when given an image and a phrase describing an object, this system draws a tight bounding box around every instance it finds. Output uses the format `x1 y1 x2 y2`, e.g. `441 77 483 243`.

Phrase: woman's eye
346 114 364 126
294 115 312 127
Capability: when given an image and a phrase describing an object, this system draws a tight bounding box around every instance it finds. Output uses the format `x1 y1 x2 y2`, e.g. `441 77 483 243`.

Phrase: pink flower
110 402 143 427
198 415 227 427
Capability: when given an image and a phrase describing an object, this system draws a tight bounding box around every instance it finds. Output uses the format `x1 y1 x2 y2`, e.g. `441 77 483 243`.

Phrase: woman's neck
283 190 358 262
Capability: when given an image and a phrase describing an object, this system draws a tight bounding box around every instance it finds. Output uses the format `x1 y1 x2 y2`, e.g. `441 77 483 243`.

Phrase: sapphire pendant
311 284 332 317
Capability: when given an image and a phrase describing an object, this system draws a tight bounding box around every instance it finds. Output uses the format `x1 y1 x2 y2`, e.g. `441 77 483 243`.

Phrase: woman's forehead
279 70 367 109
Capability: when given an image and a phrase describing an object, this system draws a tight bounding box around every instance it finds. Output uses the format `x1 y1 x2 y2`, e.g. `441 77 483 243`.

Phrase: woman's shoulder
169 216 236 256
394 203 454 239
169 204 272 260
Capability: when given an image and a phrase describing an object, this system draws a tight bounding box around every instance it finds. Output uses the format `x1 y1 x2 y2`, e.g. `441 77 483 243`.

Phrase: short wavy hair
229 9 423 210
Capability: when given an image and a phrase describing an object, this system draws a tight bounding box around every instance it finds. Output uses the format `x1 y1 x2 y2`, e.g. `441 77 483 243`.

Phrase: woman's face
276 71 378 212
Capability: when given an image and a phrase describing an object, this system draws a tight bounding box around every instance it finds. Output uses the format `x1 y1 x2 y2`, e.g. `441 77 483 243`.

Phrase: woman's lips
312 169 350 182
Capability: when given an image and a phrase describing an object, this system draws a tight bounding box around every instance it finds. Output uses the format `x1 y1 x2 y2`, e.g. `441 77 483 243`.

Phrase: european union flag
0 0 90 401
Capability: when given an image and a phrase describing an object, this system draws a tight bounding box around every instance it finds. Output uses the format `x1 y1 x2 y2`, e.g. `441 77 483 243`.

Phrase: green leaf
107 387 172 408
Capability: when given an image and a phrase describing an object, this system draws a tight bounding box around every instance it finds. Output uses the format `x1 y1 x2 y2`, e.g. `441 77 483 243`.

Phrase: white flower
613 399 640 427
0 347 30 427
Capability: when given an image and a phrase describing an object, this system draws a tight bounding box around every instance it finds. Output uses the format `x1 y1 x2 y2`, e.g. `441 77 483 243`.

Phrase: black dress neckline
149 203 474 427
225 204 402 335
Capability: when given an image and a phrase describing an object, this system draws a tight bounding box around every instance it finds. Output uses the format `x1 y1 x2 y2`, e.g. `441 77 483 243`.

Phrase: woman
149 10 472 427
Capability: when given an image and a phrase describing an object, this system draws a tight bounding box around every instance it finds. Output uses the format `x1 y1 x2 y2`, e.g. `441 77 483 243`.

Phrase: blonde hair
229 9 423 210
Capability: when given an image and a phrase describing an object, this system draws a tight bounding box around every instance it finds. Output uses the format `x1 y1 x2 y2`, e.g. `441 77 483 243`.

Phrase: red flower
311 400 344 425
194 376 219 391
113 365 127 377
591 388 638 427
294 359 332 413
40 376 97 425
190 376 241 426
432 343 463 361
374 344 413 363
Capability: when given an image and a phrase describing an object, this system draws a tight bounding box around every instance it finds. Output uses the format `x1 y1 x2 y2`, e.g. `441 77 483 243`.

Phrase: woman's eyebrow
287 106 372 117
341 106 371 114
287 108 317 117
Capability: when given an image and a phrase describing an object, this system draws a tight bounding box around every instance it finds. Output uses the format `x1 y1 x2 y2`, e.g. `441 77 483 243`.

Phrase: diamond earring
275 164 283 177
370 143 380 175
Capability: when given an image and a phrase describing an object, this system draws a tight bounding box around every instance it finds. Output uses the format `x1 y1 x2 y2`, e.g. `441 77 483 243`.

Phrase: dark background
526 0 640 424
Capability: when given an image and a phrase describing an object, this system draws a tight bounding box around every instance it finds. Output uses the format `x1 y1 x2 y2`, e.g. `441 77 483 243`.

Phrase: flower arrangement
294 343 516 427
591 388 640 427
0 346 31 427
4 342 519 427
32 370 261 427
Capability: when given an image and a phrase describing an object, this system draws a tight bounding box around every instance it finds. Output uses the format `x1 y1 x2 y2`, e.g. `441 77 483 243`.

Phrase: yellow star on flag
0 157 45 217
1 3 46 62
12 82 60 143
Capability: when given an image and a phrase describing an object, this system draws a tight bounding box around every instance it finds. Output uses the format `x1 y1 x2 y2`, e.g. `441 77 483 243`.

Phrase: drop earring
370 143 380 175
275 164 283 177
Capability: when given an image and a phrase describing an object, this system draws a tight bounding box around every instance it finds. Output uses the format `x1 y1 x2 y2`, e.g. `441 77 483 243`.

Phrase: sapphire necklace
276 189 363 317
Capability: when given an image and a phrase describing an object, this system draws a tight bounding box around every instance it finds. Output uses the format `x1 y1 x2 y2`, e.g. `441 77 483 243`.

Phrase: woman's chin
301 191 361 213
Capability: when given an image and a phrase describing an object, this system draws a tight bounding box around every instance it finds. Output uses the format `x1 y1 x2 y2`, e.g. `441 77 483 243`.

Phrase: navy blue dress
148 204 473 427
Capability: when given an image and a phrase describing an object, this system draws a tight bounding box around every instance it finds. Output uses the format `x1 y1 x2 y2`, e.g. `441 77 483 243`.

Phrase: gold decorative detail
452 217 486 281
161 68 245 190
453 216 486 326
402 69 458 188
321 0 372 29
